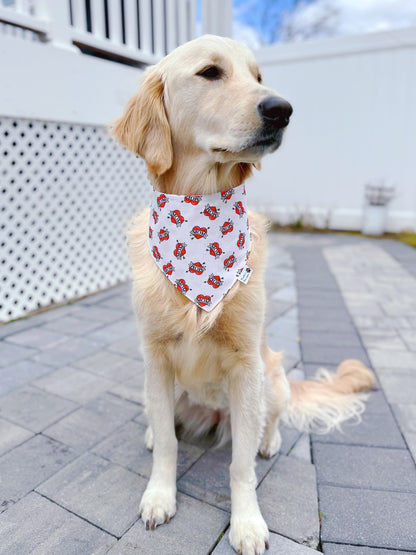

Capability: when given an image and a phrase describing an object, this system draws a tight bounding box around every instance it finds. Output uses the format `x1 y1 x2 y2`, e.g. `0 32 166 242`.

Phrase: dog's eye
197 66 222 80
257 74 262 83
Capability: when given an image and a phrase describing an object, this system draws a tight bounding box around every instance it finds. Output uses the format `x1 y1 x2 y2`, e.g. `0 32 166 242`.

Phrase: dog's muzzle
257 96 293 130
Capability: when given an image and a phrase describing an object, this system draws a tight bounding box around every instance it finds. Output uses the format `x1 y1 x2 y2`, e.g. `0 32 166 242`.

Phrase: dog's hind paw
140 487 176 530
229 512 269 555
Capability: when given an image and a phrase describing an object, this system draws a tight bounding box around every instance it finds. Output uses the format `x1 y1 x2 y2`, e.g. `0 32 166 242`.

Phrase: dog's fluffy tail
282 359 376 434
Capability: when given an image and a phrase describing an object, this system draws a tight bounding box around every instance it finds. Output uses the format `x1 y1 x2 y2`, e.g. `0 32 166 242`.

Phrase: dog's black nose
257 96 293 129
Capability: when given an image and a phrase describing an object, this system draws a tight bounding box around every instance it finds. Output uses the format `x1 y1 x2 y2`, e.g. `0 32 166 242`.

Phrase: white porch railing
0 0 233 64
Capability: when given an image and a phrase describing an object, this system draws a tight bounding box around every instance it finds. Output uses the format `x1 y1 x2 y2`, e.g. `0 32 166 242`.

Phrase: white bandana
148 183 251 312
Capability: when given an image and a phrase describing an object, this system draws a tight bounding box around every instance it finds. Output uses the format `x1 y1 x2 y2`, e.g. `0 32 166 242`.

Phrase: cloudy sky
233 0 416 48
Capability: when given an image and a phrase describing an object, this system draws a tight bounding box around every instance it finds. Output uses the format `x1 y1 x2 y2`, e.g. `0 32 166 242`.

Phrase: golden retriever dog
112 35 375 555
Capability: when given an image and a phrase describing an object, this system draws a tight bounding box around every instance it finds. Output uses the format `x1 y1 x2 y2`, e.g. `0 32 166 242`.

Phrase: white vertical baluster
201 0 211 35
177 0 187 45
108 0 122 46
139 0 152 54
165 0 176 53
188 0 196 40
71 0 87 32
219 0 232 37
124 0 139 49
152 0 165 57
90 0 106 39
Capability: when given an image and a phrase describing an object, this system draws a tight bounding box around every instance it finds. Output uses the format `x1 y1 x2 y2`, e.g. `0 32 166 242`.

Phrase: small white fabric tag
236 266 252 285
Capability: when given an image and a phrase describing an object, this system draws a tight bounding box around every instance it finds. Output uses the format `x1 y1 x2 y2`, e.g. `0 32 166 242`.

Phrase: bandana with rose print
148 183 251 312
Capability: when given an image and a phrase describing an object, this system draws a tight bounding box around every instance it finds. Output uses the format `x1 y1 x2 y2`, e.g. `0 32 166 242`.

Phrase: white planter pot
362 204 387 236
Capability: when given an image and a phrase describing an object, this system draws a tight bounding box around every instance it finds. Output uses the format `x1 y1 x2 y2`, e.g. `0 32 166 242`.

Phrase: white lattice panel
0 116 150 322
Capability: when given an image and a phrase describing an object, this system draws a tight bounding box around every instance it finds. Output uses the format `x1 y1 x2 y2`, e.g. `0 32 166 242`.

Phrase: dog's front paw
140 486 176 530
229 512 269 555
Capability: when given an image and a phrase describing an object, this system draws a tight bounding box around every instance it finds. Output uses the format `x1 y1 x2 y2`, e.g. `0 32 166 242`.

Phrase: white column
124 0 139 49
90 0 106 40
138 0 152 54
40 0 77 51
177 0 187 45
188 0 196 40
108 0 122 46
165 0 177 52
70 0 87 32
202 0 232 37
153 0 165 57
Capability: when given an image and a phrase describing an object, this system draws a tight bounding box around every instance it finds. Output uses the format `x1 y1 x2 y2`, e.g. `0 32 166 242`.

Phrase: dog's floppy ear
111 67 173 176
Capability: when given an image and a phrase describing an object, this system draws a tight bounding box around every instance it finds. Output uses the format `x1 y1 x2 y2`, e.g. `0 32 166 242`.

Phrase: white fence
0 0 232 322
248 27 416 233
0 0 232 63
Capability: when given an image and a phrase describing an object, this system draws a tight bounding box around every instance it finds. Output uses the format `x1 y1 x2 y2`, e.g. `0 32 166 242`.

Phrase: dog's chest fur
129 208 268 410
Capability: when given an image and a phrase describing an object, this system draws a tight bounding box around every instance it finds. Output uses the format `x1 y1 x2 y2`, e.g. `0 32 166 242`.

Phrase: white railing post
188 0 196 40
177 0 188 45
38 0 77 51
138 0 152 54
108 0 122 46
202 0 232 38
124 0 139 50
153 0 165 57
90 0 106 40
166 0 177 51
71 0 87 32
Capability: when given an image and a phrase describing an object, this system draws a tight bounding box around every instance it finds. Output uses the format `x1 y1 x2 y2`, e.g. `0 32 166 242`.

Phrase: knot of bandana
148 184 251 312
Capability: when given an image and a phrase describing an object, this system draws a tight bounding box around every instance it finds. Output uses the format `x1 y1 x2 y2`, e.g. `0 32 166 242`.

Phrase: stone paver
0 435 77 512
313 443 416 492
257 455 320 547
0 385 77 433
0 492 116 554
0 418 33 457
0 233 415 553
110 492 228 554
37 453 145 537
0 359 53 397
33 366 116 403
323 545 412 555
319 485 416 550
44 393 140 452
214 530 319 554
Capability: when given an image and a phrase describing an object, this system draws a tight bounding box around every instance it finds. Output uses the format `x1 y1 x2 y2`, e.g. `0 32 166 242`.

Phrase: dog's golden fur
112 35 375 555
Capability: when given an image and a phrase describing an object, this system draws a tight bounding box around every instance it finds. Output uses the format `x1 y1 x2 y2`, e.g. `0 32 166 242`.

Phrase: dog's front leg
228 359 269 555
140 354 177 530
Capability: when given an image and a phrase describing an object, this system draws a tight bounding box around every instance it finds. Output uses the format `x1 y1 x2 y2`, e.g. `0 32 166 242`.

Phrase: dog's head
112 35 292 178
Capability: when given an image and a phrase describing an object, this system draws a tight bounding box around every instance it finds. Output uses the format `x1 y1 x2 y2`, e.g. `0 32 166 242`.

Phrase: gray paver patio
0 232 415 553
